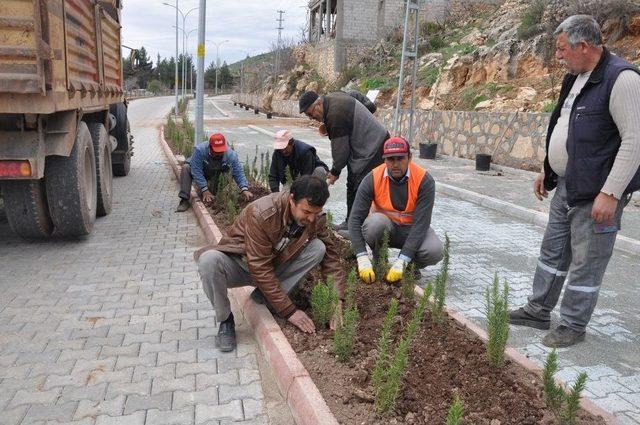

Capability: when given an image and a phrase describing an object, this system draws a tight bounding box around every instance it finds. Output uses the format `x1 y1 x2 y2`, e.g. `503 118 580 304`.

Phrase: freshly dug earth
278 280 606 425
186 173 606 424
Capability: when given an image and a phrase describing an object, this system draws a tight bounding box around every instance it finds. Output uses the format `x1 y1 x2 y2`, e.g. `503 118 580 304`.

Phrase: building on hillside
306 0 450 82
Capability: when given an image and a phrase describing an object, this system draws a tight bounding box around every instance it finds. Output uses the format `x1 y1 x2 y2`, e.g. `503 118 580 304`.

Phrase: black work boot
542 325 586 348
216 313 236 352
176 199 190 212
508 307 550 330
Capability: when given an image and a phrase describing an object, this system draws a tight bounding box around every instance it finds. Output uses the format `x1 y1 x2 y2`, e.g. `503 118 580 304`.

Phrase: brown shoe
176 199 190 212
542 325 585 348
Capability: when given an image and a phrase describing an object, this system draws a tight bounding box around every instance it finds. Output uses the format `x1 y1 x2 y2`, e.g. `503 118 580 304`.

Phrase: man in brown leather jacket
195 175 346 352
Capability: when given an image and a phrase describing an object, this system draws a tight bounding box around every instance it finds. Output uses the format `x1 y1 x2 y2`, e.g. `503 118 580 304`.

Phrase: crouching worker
349 137 444 284
269 129 329 192
176 133 253 212
194 175 346 352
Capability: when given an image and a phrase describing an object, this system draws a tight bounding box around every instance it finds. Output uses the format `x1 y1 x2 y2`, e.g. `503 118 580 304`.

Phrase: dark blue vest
543 48 640 205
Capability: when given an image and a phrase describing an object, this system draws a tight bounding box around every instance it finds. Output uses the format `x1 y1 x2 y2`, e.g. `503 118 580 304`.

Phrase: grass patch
541 101 557 113
517 0 547 40
417 67 440 87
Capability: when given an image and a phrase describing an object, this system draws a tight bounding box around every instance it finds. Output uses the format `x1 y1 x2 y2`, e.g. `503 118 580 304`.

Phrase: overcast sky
121 0 309 67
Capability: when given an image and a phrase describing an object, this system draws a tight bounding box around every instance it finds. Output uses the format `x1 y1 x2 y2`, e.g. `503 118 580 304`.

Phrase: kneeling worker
269 129 329 192
176 133 253 212
195 175 346 352
349 137 443 283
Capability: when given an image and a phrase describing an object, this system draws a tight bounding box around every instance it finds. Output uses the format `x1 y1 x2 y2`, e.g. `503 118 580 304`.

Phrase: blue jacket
187 142 249 192
543 48 640 205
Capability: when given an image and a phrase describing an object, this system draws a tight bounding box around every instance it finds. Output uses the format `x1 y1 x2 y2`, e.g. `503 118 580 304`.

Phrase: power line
275 9 285 78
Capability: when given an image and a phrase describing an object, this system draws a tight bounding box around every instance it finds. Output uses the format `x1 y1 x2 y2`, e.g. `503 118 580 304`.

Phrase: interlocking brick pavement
0 97 273 425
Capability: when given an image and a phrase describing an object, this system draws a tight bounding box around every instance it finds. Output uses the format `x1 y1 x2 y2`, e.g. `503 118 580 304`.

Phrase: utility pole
195 0 206 146
275 10 285 79
174 0 179 115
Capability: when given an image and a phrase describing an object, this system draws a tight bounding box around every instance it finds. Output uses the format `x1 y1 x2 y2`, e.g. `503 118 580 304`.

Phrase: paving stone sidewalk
0 97 276 425
211 95 640 424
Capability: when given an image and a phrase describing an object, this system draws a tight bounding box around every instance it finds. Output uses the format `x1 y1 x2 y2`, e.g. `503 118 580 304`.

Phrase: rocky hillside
267 0 640 113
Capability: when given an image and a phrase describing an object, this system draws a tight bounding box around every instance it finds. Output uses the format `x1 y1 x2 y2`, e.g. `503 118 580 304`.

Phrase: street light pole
195 0 206 146
164 3 197 102
209 40 229 96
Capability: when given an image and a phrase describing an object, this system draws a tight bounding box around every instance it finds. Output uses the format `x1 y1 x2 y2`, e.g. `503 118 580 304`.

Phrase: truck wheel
88 123 113 216
0 179 53 238
45 121 97 237
110 102 132 176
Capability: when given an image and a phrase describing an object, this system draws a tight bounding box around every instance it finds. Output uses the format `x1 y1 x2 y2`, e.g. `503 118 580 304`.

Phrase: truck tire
45 121 97 237
110 103 132 177
88 123 113 216
0 179 53 238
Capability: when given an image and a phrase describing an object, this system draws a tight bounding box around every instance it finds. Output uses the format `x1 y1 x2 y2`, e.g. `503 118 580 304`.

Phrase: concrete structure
304 0 458 81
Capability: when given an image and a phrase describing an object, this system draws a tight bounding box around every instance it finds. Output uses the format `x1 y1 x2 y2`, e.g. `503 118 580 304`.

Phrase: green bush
542 101 557 113
561 372 588 425
375 287 430 414
432 234 450 322
333 269 359 362
376 229 391 280
372 298 398 389
310 276 339 328
517 0 547 40
361 77 390 91
428 35 446 51
401 263 417 300
485 272 510 367
543 349 565 415
446 394 464 425
420 21 444 38
418 67 440 87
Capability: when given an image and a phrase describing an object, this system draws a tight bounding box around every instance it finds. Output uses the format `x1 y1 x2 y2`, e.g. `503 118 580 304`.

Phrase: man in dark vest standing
509 15 640 347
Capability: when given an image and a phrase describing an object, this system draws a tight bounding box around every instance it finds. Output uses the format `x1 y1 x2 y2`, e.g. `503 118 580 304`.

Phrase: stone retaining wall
233 93 550 170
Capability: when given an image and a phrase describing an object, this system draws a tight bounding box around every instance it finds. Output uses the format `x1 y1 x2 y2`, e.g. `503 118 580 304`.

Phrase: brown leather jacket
194 191 346 318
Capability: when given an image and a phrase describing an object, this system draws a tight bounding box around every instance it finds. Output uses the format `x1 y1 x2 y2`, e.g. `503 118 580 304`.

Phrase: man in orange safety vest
348 137 444 283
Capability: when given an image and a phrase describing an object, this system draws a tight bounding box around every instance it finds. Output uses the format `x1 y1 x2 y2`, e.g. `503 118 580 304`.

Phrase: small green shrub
375 287 430 414
432 233 450 322
284 165 294 188
418 67 440 87
517 0 547 40
542 101 557 113
446 394 464 425
543 349 565 415
326 211 334 230
376 229 391 280
360 77 389 91
428 35 446 51
333 303 359 362
310 276 339 328
561 372 588 425
372 298 398 389
485 272 510 367
401 263 417 300
420 21 443 38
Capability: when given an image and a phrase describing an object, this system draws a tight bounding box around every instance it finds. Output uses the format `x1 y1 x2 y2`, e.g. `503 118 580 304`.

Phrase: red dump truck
0 0 133 238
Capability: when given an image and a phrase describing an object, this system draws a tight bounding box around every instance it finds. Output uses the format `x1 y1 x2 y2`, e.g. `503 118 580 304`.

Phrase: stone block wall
377 108 549 170
232 93 550 170
304 39 338 82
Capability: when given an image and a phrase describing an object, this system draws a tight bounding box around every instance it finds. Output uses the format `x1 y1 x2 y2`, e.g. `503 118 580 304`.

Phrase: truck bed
0 0 124 114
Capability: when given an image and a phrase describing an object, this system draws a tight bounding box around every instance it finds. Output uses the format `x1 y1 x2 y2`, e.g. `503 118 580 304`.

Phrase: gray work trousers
179 163 228 201
197 239 326 322
362 212 444 268
524 178 629 331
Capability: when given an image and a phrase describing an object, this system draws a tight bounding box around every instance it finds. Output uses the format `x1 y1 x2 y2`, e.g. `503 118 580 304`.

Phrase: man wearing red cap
177 133 253 212
268 129 328 192
348 137 443 283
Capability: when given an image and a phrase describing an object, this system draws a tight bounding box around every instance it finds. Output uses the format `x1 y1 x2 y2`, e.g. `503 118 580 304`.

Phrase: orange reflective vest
371 162 427 225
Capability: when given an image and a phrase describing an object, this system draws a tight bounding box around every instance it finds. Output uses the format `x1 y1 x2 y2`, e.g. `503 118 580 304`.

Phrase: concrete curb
158 125 339 425
414 285 618 424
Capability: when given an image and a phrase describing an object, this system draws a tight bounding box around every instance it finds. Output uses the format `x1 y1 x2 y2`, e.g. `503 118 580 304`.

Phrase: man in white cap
268 129 329 192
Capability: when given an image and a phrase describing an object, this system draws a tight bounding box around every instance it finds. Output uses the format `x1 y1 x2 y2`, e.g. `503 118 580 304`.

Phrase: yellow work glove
356 255 376 284
385 259 407 283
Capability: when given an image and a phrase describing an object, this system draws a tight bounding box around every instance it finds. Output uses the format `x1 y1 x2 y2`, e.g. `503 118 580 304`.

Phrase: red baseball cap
209 133 228 153
382 137 410 158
